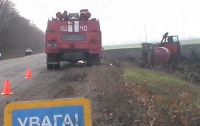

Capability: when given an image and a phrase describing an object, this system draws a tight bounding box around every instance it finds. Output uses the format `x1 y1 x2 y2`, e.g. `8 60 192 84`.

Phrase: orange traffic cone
25 68 32 79
1 80 13 95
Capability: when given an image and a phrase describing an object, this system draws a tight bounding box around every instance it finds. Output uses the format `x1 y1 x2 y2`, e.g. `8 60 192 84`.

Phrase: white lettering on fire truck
74 21 79 32
80 26 87 31
60 26 67 31
68 21 73 32
60 21 88 32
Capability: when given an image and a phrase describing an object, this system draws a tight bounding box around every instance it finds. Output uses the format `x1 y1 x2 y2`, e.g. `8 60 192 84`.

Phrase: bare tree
0 0 44 58
0 0 18 53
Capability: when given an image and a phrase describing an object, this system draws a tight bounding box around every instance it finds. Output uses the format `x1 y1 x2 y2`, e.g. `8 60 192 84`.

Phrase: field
104 39 200 84
100 42 200 125
103 39 200 50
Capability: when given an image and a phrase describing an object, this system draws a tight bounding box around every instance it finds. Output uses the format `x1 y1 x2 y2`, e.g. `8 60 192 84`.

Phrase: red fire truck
45 9 102 70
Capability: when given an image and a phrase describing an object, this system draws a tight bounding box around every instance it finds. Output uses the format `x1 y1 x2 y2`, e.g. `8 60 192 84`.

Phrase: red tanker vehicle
141 35 181 68
45 9 102 70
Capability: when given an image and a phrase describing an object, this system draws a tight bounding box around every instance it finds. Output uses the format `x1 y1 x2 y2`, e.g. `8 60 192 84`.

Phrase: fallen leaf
181 116 188 126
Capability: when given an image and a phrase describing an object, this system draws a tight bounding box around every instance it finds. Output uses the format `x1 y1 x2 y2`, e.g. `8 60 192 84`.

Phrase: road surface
0 53 90 124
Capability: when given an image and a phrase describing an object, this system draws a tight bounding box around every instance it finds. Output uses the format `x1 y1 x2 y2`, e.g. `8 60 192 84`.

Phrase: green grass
123 66 200 107
103 44 141 50
124 68 184 86
103 39 200 50
181 39 200 45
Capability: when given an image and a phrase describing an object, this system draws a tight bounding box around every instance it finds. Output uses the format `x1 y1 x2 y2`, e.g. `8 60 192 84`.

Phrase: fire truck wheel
93 55 101 65
54 64 60 69
86 54 101 65
47 64 53 70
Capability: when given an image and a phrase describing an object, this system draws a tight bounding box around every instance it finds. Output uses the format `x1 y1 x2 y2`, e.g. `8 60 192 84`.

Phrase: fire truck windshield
61 34 86 41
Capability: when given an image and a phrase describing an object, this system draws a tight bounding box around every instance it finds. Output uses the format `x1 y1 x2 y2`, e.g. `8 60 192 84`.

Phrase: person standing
161 32 168 43
190 46 197 59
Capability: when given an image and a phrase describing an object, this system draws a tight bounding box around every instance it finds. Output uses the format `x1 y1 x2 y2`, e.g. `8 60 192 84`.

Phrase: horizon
103 37 200 46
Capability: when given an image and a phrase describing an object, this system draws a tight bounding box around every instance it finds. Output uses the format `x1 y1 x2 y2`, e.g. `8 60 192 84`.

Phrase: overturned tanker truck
45 9 102 70
141 35 182 68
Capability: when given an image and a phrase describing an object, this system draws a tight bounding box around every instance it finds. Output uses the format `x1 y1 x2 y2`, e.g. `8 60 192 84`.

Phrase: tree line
0 0 45 58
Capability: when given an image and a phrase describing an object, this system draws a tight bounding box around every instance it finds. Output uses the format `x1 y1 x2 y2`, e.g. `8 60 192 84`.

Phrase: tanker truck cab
168 36 179 43
159 35 181 55
45 9 102 70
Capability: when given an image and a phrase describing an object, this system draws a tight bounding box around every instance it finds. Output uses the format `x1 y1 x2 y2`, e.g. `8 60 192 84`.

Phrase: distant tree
0 0 44 58
0 0 18 53
5 15 45 55
0 0 17 24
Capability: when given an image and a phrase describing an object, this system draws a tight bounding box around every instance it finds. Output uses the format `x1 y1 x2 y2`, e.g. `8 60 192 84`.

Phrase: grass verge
123 66 200 125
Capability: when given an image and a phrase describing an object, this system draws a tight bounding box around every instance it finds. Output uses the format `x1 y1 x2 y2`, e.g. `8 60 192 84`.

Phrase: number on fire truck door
80 26 87 31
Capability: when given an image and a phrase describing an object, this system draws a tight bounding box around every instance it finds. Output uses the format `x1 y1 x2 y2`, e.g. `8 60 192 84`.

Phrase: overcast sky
11 0 200 46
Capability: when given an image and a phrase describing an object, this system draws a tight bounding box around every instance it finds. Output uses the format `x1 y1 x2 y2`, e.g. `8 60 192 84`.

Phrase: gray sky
11 0 200 46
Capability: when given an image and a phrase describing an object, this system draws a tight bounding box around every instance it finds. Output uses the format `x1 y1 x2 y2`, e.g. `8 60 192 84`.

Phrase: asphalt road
0 53 73 124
